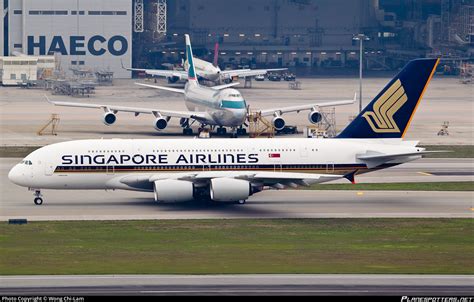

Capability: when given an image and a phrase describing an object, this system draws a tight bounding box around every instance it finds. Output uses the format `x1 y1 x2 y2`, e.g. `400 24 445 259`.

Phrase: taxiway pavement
1 274 472 296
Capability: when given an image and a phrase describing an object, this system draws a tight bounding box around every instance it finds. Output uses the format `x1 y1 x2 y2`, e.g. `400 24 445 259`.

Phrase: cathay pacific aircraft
124 41 287 84
10 58 440 206
47 35 354 136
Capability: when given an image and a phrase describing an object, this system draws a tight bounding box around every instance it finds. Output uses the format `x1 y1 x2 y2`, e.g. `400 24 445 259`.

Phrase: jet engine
308 110 323 124
103 112 117 125
272 116 286 131
167 76 180 84
210 178 251 202
154 179 194 202
153 117 168 131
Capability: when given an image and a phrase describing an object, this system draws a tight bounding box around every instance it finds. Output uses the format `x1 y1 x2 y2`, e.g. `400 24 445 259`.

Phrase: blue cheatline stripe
186 45 196 79
54 163 399 173
221 100 246 109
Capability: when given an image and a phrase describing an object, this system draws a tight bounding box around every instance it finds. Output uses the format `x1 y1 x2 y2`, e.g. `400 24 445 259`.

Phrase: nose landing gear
33 190 43 205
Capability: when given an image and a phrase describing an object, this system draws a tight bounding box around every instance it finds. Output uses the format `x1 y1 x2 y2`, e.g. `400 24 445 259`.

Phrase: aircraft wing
122 61 187 80
221 68 287 78
143 69 187 79
258 94 356 117
134 83 185 94
146 171 344 188
45 95 210 122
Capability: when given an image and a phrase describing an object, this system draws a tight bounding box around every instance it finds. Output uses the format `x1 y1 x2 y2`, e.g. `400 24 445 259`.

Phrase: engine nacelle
272 116 286 131
103 112 117 125
154 179 194 202
167 76 180 84
210 178 251 202
179 117 189 128
153 117 168 131
308 110 323 124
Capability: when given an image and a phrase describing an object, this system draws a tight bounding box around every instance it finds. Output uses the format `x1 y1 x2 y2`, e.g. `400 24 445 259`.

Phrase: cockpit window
220 100 246 109
21 160 32 165
228 93 241 98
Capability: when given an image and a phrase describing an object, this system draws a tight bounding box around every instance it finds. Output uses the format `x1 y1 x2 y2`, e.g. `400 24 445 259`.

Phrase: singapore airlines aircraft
125 41 287 84
9 58 439 206
48 34 354 136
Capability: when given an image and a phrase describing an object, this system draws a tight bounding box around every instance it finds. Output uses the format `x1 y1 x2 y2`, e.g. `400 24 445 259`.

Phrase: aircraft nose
8 164 23 186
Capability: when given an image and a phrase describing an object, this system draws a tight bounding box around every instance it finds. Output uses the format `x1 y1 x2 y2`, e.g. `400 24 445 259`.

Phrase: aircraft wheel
34 197 43 205
217 127 227 135
236 200 246 205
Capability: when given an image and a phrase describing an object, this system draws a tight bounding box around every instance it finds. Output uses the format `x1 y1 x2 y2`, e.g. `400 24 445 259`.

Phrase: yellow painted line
417 172 433 176
356 192 364 196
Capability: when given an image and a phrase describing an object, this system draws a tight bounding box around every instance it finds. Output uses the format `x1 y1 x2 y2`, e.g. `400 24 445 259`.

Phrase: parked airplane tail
337 58 439 139
185 34 199 86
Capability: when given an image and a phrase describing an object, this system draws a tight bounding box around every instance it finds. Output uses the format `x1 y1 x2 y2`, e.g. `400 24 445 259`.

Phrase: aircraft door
274 163 282 172
326 162 334 173
106 165 115 175
44 162 55 176
300 147 308 158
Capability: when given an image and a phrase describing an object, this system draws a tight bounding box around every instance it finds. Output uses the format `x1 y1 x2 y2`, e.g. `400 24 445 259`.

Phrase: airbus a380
10 58 440 205
125 41 287 84
47 34 354 136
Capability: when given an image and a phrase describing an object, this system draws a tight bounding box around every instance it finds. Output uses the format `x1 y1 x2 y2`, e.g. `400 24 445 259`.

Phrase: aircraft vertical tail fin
213 42 219 67
337 58 439 139
185 34 199 87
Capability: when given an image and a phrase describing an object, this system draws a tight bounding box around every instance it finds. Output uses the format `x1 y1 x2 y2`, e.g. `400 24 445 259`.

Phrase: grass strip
1 219 472 275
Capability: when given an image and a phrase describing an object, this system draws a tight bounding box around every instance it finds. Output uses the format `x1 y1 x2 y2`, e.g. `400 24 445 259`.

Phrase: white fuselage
192 57 222 82
8 138 422 191
183 83 247 127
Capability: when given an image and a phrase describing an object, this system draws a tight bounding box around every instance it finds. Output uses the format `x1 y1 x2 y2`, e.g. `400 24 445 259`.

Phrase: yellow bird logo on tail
362 79 408 133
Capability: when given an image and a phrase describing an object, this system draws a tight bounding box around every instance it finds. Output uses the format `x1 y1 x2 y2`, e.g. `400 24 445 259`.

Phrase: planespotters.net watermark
402 297 474 302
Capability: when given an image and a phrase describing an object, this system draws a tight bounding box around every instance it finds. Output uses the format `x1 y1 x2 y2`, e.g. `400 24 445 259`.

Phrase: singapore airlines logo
362 79 408 133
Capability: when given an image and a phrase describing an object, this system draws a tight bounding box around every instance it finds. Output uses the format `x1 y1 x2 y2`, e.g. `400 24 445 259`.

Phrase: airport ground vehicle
267 73 282 81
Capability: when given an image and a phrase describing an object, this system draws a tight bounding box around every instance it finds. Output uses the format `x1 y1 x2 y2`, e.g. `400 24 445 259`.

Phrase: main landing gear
236 200 247 205
216 127 227 136
33 190 43 205
180 118 194 135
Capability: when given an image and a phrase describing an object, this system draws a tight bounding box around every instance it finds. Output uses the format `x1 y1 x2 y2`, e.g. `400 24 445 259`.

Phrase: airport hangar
2 0 471 81
0 0 384 81
1 0 132 78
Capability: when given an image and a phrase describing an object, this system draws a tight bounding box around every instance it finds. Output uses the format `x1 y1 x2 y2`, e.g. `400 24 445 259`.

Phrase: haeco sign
27 35 128 56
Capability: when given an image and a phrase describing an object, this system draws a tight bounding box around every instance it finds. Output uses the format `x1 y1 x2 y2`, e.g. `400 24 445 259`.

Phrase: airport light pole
353 34 370 113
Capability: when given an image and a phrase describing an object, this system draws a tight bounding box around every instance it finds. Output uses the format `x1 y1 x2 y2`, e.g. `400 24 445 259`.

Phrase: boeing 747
47 34 354 136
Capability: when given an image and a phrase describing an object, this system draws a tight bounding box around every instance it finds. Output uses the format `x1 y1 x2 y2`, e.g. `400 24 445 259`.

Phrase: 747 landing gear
33 190 43 205
216 127 227 136
236 127 247 136
182 128 193 135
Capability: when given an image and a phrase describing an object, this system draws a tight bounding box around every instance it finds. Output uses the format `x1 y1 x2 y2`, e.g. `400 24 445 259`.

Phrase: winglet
343 170 358 184
44 95 55 105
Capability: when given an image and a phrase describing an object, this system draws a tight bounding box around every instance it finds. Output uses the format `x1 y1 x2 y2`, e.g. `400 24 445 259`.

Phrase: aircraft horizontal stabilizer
210 82 240 90
357 150 448 168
